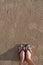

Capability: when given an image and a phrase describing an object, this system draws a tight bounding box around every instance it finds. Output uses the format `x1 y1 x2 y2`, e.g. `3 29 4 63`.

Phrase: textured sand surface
0 0 43 65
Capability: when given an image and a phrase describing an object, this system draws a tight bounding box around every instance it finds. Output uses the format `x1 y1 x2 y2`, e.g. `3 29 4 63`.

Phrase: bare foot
26 45 35 65
26 49 32 61
19 44 25 65
20 50 25 63
26 45 32 62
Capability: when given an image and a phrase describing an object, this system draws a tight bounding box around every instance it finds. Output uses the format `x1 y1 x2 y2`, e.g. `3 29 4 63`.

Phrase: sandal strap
27 48 32 53
25 44 32 53
18 44 25 54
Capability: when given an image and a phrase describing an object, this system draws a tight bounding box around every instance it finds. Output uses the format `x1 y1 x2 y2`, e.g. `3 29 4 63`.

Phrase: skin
26 50 35 65
19 50 35 65
19 50 25 65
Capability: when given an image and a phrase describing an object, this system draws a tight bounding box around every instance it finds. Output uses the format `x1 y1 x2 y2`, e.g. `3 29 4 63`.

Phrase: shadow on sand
0 44 19 61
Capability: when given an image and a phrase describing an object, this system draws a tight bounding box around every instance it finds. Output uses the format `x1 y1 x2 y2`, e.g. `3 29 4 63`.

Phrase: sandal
25 44 32 53
18 44 25 58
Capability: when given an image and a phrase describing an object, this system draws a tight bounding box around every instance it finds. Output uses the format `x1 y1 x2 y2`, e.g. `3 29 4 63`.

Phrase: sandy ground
0 0 43 65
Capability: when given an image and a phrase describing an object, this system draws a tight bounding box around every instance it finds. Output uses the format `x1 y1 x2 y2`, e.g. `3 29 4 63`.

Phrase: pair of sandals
18 44 32 59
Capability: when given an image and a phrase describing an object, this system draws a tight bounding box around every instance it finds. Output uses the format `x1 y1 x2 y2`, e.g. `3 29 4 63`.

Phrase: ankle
20 61 24 65
27 58 32 64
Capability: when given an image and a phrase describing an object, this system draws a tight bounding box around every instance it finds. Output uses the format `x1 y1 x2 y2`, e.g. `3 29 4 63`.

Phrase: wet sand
0 0 43 65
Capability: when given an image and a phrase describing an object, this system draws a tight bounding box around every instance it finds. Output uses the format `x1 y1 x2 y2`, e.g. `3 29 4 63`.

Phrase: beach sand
0 0 43 65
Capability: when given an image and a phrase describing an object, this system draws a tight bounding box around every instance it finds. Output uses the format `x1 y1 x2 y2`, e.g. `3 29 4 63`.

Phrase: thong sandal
18 44 25 58
25 44 32 54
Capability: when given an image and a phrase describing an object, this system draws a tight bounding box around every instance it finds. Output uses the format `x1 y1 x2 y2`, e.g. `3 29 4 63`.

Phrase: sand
0 0 43 65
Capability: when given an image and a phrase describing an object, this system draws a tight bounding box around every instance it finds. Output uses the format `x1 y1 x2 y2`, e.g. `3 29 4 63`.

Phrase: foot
18 44 25 63
26 45 32 62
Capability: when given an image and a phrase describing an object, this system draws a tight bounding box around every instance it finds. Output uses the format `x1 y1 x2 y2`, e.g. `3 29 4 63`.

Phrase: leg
26 50 35 65
26 45 35 65
19 50 25 65
19 44 25 65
